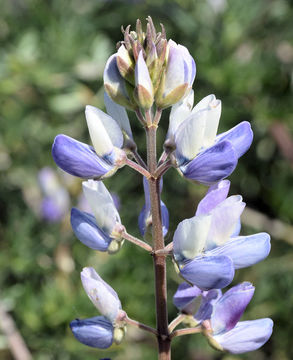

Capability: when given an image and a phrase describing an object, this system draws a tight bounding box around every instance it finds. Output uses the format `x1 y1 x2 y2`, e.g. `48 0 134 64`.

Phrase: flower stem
170 327 202 339
125 315 158 336
125 158 151 178
154 159 173 178
146 110 171 360
121 231 153 252
168 314 186 333
131 149 147 169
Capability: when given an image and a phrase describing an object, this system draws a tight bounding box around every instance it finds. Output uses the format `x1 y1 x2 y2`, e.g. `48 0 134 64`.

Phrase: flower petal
70 316 113 349
104 92 133 138
85 105 123 157
52 134 112 178
208 233 271 269
82 180 121 235
179 255 235 290
216 121 253 158
174 111 207 163
180 140 238 185
135 51 154 108
178 44 196 86
195 289 222 322
168 89 194 139
81 267 121 323
71 208 111 251
173 215 211 262
173 282 202 313
104 54 134 109
213 318 273 354
196 180 230 216
164 40 186 94
205 195 245 250
211 282 255 334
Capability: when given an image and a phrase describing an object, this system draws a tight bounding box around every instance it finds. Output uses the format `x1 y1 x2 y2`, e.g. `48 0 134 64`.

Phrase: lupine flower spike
51 17 273 358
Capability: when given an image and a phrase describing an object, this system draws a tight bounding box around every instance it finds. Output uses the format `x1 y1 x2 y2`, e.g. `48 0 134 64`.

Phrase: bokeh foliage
0 0 292 359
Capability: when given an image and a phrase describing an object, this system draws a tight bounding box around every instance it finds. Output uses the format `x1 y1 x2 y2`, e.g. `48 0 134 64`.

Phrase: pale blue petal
70 316 113 349
179 255 235 290
211 282 255 334
216 121 253 158
208 233 271 269
173 282 202 313
52 134 113 178
213 319 273 354
71 208 111 251
180 140 238 185
196 180 230 216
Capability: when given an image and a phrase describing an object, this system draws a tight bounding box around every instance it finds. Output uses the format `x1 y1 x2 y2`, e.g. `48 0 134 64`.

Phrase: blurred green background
0 0 293 359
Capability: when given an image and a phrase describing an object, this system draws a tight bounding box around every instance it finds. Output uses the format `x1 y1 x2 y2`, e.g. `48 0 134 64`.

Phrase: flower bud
104 54 136 110
81 267 122 323
116 44 135 84
134 52 154 109
155 40 195 109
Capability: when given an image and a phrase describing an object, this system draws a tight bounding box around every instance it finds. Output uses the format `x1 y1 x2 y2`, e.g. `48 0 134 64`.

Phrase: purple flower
173 282 221 321
173 180 270 289
173 282 202 314
38 167 70 222
138 177 169 237
71 180 122 252
156 40 196 108
173 282 273 354
81 267 122 323
205 283 273 354
70 316 113 349
52 105 126 179
167 94 253 185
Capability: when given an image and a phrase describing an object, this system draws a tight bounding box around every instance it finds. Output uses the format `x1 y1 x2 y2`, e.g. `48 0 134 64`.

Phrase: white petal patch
192 94 216 114
203 99 221 148
86 105 123 156
168 90 194 139
173 215 212 261
175 109 207 161
206 195 245 250
82 180 121 234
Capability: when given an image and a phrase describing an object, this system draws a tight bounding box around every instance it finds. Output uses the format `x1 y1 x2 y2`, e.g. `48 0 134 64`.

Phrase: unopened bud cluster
104 16 195 110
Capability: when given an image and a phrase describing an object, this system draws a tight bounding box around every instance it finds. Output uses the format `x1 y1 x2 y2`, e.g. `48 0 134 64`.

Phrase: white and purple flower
71 180 122 253
52 105 128 179
173 282 273 354
173 180 271 290
168 92 253 184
